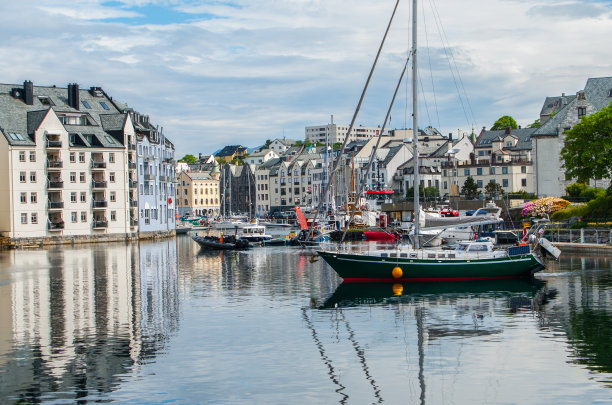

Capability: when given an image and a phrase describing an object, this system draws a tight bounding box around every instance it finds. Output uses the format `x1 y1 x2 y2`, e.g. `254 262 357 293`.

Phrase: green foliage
484 181 504 199
565 182 607 201
552 195 612 220
264 139 272 148
561 101 612 183
424 186 440 198
406 185 440 200
333 142 343 150
491 115 518 130
461 176 480 199
565 182 587 198
294 140 303 146
527 119 541 128
507 190 537 200
304 138 312 147
179 154 197 164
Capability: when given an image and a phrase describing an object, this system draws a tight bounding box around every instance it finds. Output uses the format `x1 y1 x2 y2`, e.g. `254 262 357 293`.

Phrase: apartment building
305 124 390 144
177 169 220 218
0 81 133 241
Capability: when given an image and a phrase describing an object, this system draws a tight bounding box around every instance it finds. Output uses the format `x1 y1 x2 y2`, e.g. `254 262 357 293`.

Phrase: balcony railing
46 140 62 148
129 179 138 188
144 174 155 181
129 163 137 170
159 175 169 182
130 219 138 227
47 180 64 189
48 221 65 230
91 161 107 169
48 201 64 209
129 200 138 208
92 200 108 208
128 144 136 150
92 220 108 228
92 180 107 188
46 160 63 169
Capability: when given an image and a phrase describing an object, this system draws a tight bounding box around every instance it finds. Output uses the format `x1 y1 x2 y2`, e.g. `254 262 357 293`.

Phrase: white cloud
1 0 612 157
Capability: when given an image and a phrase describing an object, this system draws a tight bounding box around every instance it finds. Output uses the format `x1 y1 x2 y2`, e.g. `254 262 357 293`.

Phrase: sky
1 0 611 158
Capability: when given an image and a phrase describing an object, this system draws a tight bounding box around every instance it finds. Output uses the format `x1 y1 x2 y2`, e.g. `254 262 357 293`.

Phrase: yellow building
177 170 220 217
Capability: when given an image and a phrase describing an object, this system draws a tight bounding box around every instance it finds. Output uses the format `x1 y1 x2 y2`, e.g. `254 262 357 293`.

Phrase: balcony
92 180 107 189
48 201 64 209
92 200 108 208
129 162 137 170
130 219 138 227
159 175 169 182
129 199 138 208
129 179 138 188
91 161 107 169
47 180 64 189
48 221 65 231
144 174 155 181
46 160 63 169
46 140 62 148
128 144 136 151
92 220 108 229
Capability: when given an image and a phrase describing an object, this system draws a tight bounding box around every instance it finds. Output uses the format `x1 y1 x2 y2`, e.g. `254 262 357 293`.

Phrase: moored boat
192 235 251 250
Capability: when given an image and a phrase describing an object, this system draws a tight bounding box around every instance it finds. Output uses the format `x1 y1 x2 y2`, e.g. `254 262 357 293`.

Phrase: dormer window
578 107 586 118
38 96 54 106
59 114 89 125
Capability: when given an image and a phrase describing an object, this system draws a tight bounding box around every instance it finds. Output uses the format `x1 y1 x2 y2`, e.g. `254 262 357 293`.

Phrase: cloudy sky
1 0 611 157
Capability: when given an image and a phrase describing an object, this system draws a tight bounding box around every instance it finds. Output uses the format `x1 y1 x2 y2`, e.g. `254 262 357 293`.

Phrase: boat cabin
455 241 494 253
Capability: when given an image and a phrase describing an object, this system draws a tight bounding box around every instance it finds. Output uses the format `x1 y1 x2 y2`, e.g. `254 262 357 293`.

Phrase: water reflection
0 240 178 403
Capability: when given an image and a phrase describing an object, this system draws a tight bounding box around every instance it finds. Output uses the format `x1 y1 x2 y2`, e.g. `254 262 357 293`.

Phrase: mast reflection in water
0 240 178 403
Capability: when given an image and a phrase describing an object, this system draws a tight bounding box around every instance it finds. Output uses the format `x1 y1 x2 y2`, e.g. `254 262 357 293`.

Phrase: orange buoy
392 266 403 279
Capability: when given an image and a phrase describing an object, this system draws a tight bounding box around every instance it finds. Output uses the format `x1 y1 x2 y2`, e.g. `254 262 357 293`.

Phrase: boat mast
412 0 420 248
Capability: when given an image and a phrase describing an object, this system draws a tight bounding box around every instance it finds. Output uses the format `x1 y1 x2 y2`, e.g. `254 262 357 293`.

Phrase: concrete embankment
3 230 176 249
554 242 612 256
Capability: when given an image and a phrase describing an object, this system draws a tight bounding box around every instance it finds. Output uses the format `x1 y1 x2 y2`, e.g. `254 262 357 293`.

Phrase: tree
491 115 518 130
264 139 272 148
561 101 612 183
484 181 504 199
423 186 440 199
461 176 480 199
179 154 197 164
527 119 541 128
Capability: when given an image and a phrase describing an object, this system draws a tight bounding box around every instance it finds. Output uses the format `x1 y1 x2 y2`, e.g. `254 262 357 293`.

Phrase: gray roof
475 127 536 150
429 141 451 158
382 145 404 166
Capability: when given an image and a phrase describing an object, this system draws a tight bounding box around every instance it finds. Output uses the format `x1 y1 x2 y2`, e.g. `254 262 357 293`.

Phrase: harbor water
1 235 612 404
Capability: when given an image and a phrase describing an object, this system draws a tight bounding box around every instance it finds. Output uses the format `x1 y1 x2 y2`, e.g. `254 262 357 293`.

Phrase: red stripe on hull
342 275 526 283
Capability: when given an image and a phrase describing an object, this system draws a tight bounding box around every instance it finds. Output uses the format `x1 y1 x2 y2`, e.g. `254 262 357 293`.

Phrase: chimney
23 80 34 105
67 83 80 110
448 132 452 140
505 126 511 135
518 125 522 129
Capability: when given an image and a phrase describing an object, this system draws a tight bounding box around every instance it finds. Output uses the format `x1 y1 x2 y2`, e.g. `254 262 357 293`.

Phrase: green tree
461 176 480 199
264 139 272 148
179 154 197 164
527 119 541 128
484 181 504 199
423 186 440 198
304 138 312 147
561 101 612 183
491 115 518 130
294 140 303 146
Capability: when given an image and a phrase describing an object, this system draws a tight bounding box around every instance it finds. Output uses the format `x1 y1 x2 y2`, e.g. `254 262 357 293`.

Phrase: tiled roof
476 127 536 150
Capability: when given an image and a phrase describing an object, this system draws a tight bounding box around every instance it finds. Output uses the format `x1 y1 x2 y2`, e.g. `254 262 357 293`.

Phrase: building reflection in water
0 239 179 403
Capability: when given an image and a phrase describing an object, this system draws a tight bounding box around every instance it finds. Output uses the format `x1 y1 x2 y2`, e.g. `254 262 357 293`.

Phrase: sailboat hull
317 250 544 282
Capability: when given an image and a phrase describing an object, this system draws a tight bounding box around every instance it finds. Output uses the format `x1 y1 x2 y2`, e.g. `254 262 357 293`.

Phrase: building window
19 172 26 183
20 192 27 203
30 192 37 203
80 192 86 202
110 172 115 183
111 211 116 221
30 172 36 182
109 153 115 163
70 172 76 183
19 151 25 162
477 180 483 188
502 167 508 174
81 212 87 222
29 151 36 162
71 192 77 203
476 168 482 175
71 212 77 223
464 169 470 176
184 199 188 205
489 167 495 175
70 152 76 163
110 191 116 202
100 101 110 110
521 166 526 174
521 178 527 187
577 107 586 118
31 213 37 224
502 179 509 187
79 152 85 163
80 172 86 183
21 213 27 224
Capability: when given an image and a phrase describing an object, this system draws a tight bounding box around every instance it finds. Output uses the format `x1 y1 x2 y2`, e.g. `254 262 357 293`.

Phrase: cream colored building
0 81 134 241
177 171 220 217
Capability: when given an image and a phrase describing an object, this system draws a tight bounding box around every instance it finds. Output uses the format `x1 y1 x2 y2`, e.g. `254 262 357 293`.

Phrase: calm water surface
1 236 612 404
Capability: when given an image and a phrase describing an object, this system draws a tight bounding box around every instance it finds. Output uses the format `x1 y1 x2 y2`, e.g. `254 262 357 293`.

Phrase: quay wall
554 242 612 256
2 230 176 249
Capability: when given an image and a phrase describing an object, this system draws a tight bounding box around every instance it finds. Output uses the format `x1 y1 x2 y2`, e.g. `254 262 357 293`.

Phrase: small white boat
238 223 273 243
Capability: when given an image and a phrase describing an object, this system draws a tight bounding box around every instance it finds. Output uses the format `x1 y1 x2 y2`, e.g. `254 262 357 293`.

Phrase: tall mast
412 0 420 248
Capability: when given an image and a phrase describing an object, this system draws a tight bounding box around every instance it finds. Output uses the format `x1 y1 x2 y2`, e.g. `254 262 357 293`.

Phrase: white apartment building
305 124 390 144
0 81 133 241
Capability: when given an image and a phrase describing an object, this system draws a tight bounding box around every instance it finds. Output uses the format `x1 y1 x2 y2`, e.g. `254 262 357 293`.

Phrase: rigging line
426 0 470 129
340 57 410 243
310 0 401 231
419 72 432 127
405 0 411 130
428 0 476 127
301 308 349 404
422 0 441 130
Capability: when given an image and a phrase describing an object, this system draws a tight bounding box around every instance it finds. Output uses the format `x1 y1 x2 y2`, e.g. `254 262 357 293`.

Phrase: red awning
365 190 394 194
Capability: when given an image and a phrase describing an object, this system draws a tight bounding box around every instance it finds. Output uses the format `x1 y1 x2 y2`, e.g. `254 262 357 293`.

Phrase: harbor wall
2 230 175 249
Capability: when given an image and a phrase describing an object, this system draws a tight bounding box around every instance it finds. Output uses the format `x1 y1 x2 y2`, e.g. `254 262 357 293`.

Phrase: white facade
305 124 390 145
